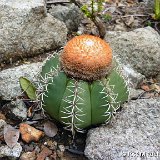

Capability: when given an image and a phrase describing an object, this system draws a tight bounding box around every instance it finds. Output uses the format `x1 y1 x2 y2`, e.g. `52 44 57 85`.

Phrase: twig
121 14 150 18
46 0 70 4
93 17 106 38
155 22 160 34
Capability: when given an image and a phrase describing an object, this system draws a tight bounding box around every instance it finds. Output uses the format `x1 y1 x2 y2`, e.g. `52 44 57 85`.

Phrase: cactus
38 35 129 134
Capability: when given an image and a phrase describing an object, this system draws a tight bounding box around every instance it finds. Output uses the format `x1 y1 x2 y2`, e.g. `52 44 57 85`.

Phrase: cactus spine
38 35 129 134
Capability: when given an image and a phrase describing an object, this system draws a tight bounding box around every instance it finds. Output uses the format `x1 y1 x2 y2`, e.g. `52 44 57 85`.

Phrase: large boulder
104 27 160 78
85 98 160 160
48 3 82 32
0 0 67 63
0 62 42 100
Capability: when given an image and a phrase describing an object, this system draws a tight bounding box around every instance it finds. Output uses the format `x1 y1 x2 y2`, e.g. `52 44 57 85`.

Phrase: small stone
43 121 58 138
23 144 35 152
44 142 48 146
37 146 52 160
77 30 83 35
58 145 65 152
20 151 36 160
4 124 20 148
19 123 44 143
1 100 27 121
0 119 7 129
0 143 22 158
12 99 27 120
34 146 41 154
45 140 57 150
57 145 65 158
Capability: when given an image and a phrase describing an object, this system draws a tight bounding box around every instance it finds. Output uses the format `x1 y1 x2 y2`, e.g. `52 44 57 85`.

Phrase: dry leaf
126 0 135 4
140 92 155 98
150 84 160 93
37 146 52 160
125 16 134 26
4 124 20 148
19 123 44 143
0 112 6 120
27 107 33 118
141 85 150 91
44 121 58 138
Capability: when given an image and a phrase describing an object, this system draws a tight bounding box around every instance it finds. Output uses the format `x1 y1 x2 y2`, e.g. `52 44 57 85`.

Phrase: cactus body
39 53 129 133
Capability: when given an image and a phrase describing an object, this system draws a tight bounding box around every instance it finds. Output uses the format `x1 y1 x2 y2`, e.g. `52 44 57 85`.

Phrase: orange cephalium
60 35 112 81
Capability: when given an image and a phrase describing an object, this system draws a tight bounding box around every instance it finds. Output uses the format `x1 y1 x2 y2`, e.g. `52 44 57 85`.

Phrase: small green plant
81 5 92 18
97 0 104 13
37 35 129 135
154 0 160 20
103 13 112 22
146 21 152 27
80 0 106 38
80 0 104 20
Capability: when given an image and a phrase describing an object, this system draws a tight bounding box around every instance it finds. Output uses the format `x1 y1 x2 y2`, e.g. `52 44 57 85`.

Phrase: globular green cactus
38 35 129 134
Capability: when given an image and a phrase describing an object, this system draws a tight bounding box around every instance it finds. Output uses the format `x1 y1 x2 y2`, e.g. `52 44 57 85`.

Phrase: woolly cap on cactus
60 35 112 81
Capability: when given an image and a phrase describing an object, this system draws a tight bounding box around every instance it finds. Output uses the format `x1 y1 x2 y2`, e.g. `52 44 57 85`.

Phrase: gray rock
85 98 160 160
49 3 82 32
121 64 145 89
129 88 144 100
0 62 42 100
0 0 67 63
143 0 154 8
0 143 22 158
12 99 27 120
105 27 160 78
